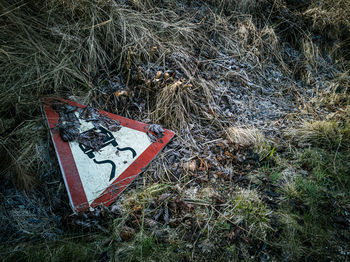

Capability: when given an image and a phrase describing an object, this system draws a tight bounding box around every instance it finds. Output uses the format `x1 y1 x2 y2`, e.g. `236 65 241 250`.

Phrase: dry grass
226 127 263 147
1 0 350 261
0 0 282 187
221 188 273 240
205 0 264 13
301 0 350 60
288 120 350 150
304 0 350 38
152 80 198 130
0 120 49 190
0 0 206 187
226 126 278 162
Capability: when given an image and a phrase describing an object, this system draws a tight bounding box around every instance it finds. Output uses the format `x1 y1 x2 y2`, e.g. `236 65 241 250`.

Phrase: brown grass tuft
287 120 350 150
152 80 198 130
226 127 263 147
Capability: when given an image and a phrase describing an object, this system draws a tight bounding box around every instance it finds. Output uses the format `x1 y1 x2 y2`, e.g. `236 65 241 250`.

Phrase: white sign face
69 118 152 204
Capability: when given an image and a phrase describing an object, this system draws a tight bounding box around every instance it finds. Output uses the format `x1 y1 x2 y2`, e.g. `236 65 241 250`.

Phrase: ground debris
52 101 121 151
78 129 107 151
99 114 121 132
59 122 80 142
79 106 100 122
52 101 76 114
119 226 135 241
2 0 349 260
147 124 165 142
52 101 81 141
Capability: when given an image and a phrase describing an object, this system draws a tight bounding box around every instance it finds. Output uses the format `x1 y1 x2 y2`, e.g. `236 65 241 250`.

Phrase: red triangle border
43 97 175 213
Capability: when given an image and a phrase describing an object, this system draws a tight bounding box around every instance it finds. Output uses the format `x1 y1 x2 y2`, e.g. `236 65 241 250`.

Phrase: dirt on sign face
52 101 122 151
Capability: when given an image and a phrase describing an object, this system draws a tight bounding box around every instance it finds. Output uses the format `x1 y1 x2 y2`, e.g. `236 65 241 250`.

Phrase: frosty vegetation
0 0 349 261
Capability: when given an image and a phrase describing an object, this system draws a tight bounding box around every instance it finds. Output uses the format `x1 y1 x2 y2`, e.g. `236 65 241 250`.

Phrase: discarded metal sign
43 98 174 213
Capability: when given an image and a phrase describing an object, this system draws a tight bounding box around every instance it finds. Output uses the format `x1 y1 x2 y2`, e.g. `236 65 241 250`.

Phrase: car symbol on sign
79 126 118 159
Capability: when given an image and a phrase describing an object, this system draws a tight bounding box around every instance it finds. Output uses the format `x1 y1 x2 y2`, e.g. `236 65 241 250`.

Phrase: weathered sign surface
43 98 174 213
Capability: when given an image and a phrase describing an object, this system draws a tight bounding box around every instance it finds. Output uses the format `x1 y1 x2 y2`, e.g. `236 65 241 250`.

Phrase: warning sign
43 98 174 212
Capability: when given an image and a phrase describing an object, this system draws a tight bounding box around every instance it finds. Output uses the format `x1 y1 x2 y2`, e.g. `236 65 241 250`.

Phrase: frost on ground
1 0 350 261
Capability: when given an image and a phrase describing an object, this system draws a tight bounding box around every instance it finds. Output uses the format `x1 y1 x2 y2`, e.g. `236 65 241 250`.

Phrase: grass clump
226 127 263 148
0 120 49 190
222 188 273 240
2 240 100 262
114 232 186 262
277 213 306 261
297 149 350 199
152 80 198 130
226 126 278 162
289 120 350 150
303 0 350 41
273 147 350 261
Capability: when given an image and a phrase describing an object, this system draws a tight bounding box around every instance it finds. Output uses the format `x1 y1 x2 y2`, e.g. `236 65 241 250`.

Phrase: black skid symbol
79 126 137 181
93 159 116 181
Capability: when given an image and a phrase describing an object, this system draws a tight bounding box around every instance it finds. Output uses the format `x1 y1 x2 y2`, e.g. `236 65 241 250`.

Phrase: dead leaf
224 151 235 159
133 204 142 214
164 72 170 80
158 193 171 202
154 208 163 221
164 205 169 224
120 226 135 241
169 218 180 227
115 90 129 97
184 160 197 172
144 218 158 228
198 160 208 171
156 71 162 79
228 227 241 241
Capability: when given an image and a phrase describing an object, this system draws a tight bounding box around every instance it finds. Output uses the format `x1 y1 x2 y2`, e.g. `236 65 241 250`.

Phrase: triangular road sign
43 98 174 213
